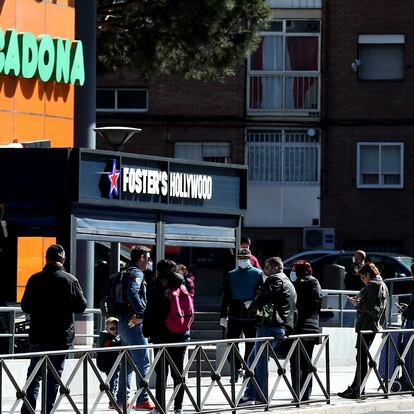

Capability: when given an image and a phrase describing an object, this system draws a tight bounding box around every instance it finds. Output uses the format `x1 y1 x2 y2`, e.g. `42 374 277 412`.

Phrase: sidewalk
4 365 414 413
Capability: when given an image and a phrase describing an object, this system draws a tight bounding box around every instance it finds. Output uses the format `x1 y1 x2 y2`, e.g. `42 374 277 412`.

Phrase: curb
272 395 414 414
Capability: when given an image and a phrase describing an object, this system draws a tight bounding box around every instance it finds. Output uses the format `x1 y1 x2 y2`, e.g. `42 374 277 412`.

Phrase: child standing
97 317 122 409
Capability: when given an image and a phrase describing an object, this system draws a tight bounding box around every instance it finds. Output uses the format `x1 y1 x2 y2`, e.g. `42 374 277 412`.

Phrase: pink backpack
165 285 195 334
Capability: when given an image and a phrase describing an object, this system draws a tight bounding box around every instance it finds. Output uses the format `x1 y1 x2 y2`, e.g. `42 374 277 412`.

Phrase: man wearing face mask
345 250 366 291
220 248 263 381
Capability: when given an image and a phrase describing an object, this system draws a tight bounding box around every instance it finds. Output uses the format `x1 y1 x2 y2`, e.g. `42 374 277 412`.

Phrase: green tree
97 0 270 80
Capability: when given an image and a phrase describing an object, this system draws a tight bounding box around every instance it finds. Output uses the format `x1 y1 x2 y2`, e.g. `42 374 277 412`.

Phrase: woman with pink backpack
143 259 194 414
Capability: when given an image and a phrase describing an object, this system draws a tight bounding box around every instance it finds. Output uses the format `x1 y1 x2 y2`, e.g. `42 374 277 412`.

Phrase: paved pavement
3 364 414 413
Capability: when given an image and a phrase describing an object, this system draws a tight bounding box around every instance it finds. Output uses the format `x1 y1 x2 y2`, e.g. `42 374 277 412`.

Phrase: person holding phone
338 262 388 399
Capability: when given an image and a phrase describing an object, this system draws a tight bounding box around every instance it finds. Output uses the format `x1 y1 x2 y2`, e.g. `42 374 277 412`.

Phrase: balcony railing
248 74 320 116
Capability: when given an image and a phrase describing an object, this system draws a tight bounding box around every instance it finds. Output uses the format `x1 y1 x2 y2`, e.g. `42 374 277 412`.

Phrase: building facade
97 0 414 263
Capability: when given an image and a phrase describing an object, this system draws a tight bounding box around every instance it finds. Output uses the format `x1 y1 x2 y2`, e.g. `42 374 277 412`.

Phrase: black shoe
338 386 365 399
338 386 355 399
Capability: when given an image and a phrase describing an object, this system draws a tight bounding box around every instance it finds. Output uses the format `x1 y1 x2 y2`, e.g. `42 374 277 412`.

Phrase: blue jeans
104 367 120 396
116 321 150 404
244 326 285 402
21 344 67 414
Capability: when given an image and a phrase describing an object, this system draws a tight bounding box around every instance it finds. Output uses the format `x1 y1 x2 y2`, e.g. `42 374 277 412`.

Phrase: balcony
247 73 320 116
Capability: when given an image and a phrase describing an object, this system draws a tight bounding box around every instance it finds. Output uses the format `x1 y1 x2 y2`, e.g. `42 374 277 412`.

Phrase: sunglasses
108 326 118 332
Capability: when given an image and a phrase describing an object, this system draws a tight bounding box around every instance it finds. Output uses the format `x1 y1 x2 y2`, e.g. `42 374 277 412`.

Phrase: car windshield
397 256 414 269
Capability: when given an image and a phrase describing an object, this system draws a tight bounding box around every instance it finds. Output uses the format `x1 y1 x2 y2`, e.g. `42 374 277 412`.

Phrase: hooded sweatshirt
143 272 190 343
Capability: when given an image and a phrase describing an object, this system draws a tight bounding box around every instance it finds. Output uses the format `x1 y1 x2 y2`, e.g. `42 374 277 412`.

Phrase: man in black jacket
20 244 87 414
239 256 297 406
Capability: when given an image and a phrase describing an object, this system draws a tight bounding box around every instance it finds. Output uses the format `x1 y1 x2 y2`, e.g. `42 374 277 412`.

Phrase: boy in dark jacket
97 317 122 409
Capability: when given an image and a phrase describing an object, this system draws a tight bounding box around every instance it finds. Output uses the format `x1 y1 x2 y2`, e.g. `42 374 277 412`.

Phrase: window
358 35 404 80
247 20 321 115
357 143 403 188
22 140 50 148
174 142 230 164
96 88 148 112
246 129 320 183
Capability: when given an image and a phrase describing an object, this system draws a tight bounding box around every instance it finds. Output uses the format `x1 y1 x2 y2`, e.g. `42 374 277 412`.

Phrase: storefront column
74 0 97 344
74 0 96 149
75 240 94 345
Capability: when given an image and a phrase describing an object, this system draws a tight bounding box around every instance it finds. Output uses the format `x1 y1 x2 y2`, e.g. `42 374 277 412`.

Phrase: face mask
146 260 153 272
238 259 251 269
290 271 297 282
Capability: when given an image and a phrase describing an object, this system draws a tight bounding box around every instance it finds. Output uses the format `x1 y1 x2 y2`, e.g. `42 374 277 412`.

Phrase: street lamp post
94 127 142 274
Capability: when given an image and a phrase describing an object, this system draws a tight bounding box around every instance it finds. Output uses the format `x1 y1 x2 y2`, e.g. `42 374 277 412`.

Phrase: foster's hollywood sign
0 28 85 85
123 168 213 200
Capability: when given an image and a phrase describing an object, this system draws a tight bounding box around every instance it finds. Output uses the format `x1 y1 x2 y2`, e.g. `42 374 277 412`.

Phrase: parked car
284 250 342 269
284 250 414 295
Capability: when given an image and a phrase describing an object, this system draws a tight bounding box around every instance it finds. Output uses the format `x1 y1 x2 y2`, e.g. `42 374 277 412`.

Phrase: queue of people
19 241 412 413
98 248 195 413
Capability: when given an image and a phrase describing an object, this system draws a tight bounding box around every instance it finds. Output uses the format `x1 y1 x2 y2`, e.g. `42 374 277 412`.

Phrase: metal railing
320 289 359 327
356 328 414 399
0 307 103 354
0 333 330 413
383 277 412 323
248 74 320 114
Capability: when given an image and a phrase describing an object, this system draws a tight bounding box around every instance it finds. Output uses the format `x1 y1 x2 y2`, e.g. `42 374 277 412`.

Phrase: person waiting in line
176 263 195 298
20 244 87 414
343 250 367 327
240 236 262 269
96 317 122 409
338 262 388 399
238 256 297 406
344 250 366 291
289 260 323 402
398 263 414 390
115 246 155 410
220 248 263 382
143 260 190 414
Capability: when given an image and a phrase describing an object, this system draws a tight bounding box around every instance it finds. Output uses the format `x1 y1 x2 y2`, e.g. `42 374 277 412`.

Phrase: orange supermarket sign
0 27 85 85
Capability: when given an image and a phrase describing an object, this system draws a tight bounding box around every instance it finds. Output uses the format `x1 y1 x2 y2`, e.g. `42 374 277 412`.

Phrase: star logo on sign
107 159 120 198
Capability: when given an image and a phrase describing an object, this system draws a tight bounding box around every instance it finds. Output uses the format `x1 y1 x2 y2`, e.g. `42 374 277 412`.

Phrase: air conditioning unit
303 228 336 250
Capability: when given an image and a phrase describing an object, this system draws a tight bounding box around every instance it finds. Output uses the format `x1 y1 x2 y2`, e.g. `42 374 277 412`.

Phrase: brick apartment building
96 0 414 264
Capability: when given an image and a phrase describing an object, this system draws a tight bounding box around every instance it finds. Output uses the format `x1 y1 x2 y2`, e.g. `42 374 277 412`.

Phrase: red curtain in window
286 37 318 108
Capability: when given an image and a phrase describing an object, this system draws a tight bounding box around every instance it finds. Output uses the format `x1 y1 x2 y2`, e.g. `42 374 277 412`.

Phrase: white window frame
357 142 404 189
245 128 321 184
96 88 148 112
246 19 321 117
174 142 231 164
